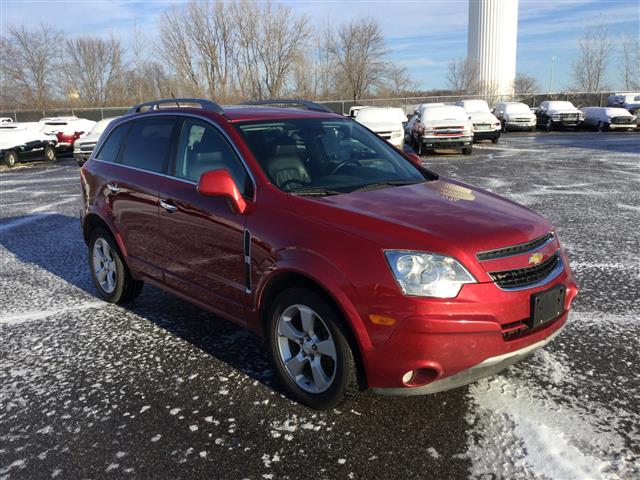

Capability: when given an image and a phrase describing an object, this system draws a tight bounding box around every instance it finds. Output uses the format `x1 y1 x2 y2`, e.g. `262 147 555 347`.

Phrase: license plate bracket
529 284 566 329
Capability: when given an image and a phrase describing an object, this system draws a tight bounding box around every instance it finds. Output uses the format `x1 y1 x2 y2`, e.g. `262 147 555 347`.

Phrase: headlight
384 250 476 298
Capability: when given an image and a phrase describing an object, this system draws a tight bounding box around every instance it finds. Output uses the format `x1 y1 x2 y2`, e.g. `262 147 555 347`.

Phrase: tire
44 144 56 162
502 121 508 133
88 228 143 304
3 150 17 168
415 135 423 156
597 121 608 133
267 287 360 410
529 126 536 132
462 146 473 155
492 136 499 144
545 119 553 132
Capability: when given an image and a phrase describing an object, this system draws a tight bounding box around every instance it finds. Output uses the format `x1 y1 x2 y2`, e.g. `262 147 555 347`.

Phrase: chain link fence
0 91 630 121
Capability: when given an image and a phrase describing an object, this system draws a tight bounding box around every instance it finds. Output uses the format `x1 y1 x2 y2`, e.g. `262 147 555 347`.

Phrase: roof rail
128 98 224 115
241 99 333 113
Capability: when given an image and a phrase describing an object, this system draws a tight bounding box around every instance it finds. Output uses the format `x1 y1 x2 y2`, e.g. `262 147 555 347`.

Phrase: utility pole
548 56 556 92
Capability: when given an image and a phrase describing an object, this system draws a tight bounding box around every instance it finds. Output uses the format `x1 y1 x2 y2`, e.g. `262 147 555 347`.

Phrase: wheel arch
82 212 128 257
257 269 370 388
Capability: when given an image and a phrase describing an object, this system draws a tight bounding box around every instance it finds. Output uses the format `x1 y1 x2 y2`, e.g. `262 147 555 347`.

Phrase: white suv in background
493 102 537 132
353 107 407 149
73 117 119 166
580 107 637 132
456 99 501 143
38 116 96 151
406 104 474 155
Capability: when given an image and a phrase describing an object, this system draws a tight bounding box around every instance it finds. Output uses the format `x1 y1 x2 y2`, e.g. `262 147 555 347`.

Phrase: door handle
160 200 178 212
106 183 120 194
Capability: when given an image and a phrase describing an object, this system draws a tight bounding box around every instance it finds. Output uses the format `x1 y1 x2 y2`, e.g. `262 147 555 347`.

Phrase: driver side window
174 118 251 196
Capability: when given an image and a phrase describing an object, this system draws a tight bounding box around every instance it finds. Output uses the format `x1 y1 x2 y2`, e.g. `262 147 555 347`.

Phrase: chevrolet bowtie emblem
529 252 544 265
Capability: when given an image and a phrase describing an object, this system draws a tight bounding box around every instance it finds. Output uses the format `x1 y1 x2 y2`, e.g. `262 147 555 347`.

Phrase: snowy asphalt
1 131 639 480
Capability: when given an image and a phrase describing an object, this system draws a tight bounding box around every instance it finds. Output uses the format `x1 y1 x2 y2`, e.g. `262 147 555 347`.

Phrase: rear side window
95 123 129 163
173 118 251 196
120 116 177 173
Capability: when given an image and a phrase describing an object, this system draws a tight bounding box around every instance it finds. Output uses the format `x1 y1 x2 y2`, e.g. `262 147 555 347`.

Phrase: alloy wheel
92 237 117 293
275 304 337 394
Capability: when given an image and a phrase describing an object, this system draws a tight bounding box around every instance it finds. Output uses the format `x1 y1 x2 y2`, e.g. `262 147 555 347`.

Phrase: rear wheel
462 146 473 155
502 121 508 133
492 136 500 144
597 121 608 133
267 288 360 410
545 119 553 132
89 228 143 304
44 144 56 162
3 150 17 168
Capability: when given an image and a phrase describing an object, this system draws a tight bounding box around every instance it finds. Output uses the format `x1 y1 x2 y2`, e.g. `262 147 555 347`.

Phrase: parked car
348 105 367 118
39 116 96 152
607 93 640 114
353 107 407 149
74 117 119 166
456 99 501 143
80 98 578 409
580 107 637 132
493 102 537 132
1 117 13 124
0 122 57 167
535 101 584 131
406 104 474 155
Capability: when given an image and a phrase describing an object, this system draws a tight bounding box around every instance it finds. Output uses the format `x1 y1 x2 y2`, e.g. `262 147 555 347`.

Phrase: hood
505 111 535 120
425 118 472 128
357 119 402 133
290 178 550 264
548 108 580 115
76 132 102 145
468 111 499 123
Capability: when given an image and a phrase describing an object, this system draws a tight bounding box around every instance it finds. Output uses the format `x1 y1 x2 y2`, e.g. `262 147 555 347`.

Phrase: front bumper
549 118 583 127
74 152 91 164
362 256 578 392
505 120 536 129
421 135 473 149
473 130 500 141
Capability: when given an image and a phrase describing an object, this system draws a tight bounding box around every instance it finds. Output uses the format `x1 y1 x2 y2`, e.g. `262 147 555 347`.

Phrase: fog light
402 371 415 384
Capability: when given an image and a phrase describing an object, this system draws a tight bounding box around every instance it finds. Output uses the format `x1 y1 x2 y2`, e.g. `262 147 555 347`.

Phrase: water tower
467 0 519 96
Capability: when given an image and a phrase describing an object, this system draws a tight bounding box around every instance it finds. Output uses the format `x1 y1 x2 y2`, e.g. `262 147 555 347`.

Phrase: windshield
422 106 467 122
90 118 115 135
547 101 575 110
235 118 428 195
505 103 531 114
460 100 490 113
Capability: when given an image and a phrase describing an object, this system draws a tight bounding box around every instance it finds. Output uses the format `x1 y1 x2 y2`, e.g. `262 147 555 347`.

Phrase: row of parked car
348 97 639 156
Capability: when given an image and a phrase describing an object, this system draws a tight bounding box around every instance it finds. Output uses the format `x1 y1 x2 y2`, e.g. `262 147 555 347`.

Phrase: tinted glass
174 119 251 196
120 116 176 173
95 123 129 163
236 118 427 194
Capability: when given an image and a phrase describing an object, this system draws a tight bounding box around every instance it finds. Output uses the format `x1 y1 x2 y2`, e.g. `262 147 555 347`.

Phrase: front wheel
44 144 56 162
3 150 18 168
545 119 553 132
89 228 143 304
492 136 500 144
597 121 608 133
267 288 360 410
462 146 473 155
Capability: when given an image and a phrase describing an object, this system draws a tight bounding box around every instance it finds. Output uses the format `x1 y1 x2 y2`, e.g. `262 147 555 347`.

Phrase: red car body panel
80 106 579 392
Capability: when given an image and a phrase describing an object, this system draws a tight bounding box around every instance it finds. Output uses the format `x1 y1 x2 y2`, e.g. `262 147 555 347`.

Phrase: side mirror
406 152 422 166
197 169 247 214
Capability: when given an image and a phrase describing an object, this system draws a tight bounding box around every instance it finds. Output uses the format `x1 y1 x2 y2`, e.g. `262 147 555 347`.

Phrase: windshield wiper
350 181 421 193
289 187 343 196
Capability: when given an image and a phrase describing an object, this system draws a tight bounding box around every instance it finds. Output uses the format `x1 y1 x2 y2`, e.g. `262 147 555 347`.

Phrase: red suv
80 98 578 409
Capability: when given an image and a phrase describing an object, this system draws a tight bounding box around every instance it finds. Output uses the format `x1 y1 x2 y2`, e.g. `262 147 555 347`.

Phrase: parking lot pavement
1 132 639 479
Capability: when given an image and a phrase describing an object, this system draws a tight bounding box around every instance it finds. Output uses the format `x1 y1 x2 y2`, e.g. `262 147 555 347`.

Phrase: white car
1 117 13 124
580 107 637 132
406 104 474 155
348 106 368 118
39 116 96 151
607 93 640 114
353 107 407 149
0 122 57 167
456 99 501 143
536 101 584 131
74 117 119 166
492 102 537 132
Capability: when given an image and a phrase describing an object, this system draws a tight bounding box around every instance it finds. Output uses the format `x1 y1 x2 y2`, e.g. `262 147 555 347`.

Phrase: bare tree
1 24 63 110
514 73 540 95
324 17 389 100
64 35 123 106
381 64 417 97
571 25 614 92
619 33 640 91
447 57 479 94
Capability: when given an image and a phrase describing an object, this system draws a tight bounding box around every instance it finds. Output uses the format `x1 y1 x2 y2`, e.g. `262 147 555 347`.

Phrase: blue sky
2 0 639 92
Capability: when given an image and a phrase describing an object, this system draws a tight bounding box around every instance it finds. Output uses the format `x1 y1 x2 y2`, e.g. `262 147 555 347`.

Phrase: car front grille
77 142 96 152
561 114 578 119
489 252 560 289
611 117 634 124
476 232 554 261
474 123 491 130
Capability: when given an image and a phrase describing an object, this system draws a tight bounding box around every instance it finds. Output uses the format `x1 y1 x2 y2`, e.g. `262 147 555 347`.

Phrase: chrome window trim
93 111 257 202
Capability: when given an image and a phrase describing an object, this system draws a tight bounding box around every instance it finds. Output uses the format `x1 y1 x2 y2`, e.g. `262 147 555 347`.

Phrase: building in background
468 0 519 96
